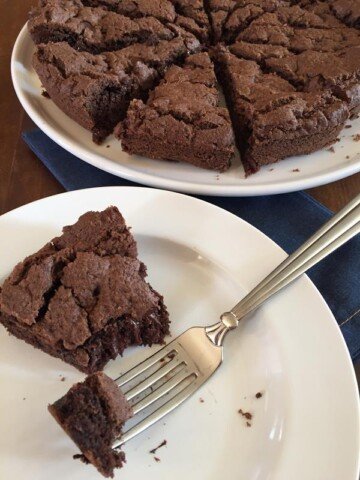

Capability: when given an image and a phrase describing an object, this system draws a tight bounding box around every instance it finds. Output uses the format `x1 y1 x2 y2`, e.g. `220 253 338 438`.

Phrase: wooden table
0 1 359 381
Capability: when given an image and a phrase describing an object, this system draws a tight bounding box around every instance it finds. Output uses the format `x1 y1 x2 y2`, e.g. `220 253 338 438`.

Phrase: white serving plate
0 187 358 479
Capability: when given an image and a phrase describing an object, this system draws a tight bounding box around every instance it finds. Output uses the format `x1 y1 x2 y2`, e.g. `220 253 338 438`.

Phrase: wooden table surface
0 1 359 381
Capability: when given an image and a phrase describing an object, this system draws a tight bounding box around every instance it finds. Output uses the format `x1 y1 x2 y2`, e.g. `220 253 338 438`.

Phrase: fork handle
209 193 360 341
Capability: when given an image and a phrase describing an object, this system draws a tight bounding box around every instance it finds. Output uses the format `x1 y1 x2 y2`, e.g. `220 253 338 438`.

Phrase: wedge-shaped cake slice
33 37 200 142
214 47 349 174
0 207 169 373
117 52 234 172
49 372 132 477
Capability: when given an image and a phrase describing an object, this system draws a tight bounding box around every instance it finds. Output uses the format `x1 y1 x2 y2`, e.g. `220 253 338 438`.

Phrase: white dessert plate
11 25 360 197
0 187 359 480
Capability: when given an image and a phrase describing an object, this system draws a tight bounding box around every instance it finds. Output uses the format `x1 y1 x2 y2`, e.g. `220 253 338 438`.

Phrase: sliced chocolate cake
0 207 169 373
33 38 200 143
214 47 349 174
49 372 132 477
117 52 234 171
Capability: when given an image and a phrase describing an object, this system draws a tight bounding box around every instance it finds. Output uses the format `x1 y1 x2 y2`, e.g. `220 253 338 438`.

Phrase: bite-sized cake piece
33 37 200 143
266 46 360 116
214 47 349 174
29 0 182 53
0 207 169 373
116 52 234 172
49 372 132 477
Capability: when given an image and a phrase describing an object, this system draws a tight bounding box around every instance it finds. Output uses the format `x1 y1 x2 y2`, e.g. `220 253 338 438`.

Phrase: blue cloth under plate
22 129 360 362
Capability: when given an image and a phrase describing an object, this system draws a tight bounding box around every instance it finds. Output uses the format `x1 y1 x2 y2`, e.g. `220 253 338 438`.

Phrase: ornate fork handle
206 193 360 347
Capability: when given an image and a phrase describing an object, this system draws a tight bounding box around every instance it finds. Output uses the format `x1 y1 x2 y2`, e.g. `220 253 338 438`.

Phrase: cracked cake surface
28 0 360 173
214 46 349 174
33 38 200 142
116 52 234 171
0 206 169 373
49 372 133 477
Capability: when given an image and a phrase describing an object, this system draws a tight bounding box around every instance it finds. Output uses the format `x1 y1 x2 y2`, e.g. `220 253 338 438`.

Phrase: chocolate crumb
269 168 274 172
106 145 110 148
292 168 300 172
199 397 204 403
246 421 251 427
327 147 335 153
73 454 89 464
150 440 167 454
154 457 161 463
23 397 26 400
346 155 350 159
41 90 50 98
167 352 175 360
61 376 66 382
160 358 166 363
335 137 341 142
238 409 252 420
352 134 360 142
255 392 263 399
345 125 351 129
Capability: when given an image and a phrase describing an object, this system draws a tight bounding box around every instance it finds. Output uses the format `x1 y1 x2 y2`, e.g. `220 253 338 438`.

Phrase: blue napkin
22 129 360 362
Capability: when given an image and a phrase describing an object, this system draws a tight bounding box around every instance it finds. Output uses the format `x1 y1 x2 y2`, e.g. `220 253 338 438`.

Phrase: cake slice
33 37 200 143
49 372 132 477
28 0 176 53
0 207 169 373
117 52 234 172
265 46 360 116
330 0 360 28
214 47 349 174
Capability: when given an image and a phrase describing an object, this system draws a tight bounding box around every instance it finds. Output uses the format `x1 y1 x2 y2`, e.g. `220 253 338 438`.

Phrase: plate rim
11 24 360 197
1 185 359 480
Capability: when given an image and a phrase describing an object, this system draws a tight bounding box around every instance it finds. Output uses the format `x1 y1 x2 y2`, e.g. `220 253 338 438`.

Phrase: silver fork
113 193 360 449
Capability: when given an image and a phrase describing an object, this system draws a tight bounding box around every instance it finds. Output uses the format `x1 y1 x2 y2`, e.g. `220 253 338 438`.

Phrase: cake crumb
73 454 89 464
41 90 50 98
352 134 360 142
154 457 161 463
106 145 110 148
327 147 335 153
292 168 300 172
268 168 274 172
346 155 350 159
199 397 204 403
61 376 66 382
255 392 263 399
238 409 252 420
167 352 175 360
150 440 167 454
23 397 26 401
335 137 340 142
246 421 251 427
345 125 351 129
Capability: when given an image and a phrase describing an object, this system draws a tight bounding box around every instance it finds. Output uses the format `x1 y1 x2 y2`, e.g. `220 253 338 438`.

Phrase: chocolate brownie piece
117 52 234 171
214 47 349 173
0 207 169 373
266 46 360 115
330 0 360 28
236 4 360 51
33 37 199 143
29 0 177 53
49 372 132 477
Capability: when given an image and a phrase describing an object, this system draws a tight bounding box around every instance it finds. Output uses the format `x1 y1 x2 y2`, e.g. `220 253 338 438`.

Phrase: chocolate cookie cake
117 52 234 171
0 207 169 373
49 372 132 477
28 0 360 173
